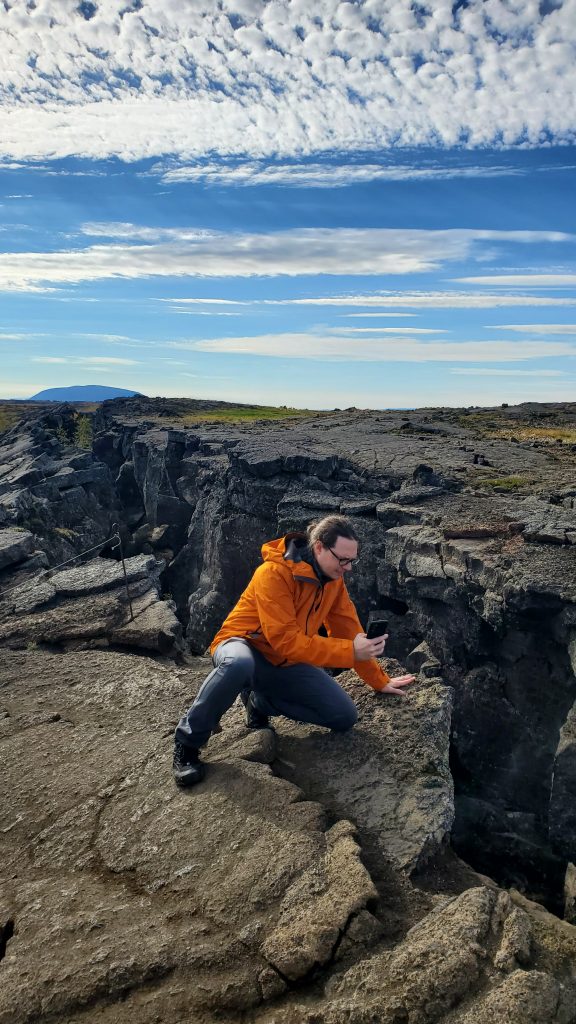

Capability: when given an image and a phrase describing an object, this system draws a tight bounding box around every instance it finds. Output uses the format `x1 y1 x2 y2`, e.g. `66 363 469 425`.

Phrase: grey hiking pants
175 638 358 750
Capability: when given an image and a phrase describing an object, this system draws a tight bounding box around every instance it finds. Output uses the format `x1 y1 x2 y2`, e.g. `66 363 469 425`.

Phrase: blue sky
1 0 575 409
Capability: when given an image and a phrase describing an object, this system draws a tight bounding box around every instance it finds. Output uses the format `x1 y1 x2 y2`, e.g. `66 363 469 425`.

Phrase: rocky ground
2 649 576 1024
1 398 576 1021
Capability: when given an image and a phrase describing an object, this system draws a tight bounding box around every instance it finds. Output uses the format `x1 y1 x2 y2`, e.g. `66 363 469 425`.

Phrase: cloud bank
171 333 576 362
0 226 571 291
0 0 575 161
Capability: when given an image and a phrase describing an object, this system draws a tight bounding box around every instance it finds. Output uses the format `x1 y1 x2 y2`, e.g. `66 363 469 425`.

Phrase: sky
0 0 575 410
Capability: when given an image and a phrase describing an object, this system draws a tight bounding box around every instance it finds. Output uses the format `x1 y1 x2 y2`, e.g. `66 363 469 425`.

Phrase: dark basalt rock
3 398 576 916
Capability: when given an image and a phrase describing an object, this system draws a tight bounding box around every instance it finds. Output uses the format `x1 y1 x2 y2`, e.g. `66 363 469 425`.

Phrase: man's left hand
379 675 416 696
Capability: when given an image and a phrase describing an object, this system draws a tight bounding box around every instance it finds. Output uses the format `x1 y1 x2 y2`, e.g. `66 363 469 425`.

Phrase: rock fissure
0 919 14 962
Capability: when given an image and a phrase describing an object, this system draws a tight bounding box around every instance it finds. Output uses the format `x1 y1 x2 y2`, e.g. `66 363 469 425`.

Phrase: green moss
53 527 79 539
476 476 532 490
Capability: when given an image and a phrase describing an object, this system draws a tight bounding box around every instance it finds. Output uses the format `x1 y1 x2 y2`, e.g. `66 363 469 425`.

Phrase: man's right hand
354 632 387 661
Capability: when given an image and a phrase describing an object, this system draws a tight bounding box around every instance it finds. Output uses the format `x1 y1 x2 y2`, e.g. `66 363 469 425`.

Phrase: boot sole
174 765 206 787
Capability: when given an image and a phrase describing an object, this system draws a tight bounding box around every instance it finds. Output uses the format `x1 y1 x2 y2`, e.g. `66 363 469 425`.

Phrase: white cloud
489 324 576 333
0 1 574 161
77 333 135 342
155 159 549 188
342 313 416 318
32 356 139 366
265 292 576 308
80 223 216 242
450 368 566 376
79 357 139 365
174 310 239 316
328 327 445 334
455 275 576 287
157 297 251 305
169 332 576 362
0 228 571 292
31 357 69 364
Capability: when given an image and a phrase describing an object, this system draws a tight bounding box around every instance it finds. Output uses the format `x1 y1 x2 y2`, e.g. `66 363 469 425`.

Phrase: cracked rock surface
1 646 576 1023
275 667 454 875
0 649 378 1023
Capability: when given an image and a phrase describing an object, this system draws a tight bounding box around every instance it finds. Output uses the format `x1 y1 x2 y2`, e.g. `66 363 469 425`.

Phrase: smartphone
366 618 388 640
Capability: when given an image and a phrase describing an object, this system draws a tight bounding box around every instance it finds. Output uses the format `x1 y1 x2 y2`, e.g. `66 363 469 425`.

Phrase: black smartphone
366 618 388 640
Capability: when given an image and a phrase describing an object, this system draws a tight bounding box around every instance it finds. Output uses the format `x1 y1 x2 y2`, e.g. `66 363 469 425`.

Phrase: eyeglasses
327 546 360 568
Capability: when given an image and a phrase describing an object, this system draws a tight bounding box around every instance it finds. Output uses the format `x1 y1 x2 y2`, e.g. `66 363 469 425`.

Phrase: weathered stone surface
0 649 380 1023
0 407 115 563
261 887 576 1024
550 702 576 861
565 862 576 924
276 669 454 874
0 554 182 655
0 528 35 570
49 552 161 595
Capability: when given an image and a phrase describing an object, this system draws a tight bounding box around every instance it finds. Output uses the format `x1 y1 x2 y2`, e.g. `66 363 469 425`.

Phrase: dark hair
306 515 359 549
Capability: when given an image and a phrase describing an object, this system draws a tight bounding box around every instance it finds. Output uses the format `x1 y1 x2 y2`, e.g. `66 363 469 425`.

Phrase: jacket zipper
305 584 324 635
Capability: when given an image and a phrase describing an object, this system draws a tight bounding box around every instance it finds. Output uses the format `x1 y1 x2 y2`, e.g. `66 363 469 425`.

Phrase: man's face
313 536 359 580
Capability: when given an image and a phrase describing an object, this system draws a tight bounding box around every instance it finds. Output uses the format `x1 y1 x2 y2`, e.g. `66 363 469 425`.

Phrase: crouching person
173 514 415 786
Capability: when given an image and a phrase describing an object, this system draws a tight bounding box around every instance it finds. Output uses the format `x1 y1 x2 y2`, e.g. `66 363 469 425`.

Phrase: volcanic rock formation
1 398 576 1022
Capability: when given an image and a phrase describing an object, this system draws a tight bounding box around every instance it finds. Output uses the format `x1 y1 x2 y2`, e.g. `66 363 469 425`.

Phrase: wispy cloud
455 275 576 287
263 292 576 309
0 2 574 160
169 333 576 363
32 356 139 366
155 160 548 189
157 297 251 305
0 228 571 292
328 327 445 335
172 309 240 317
0 332 41 340
342 313 416 318
31 356 68 364
450 368 567 376
489 324 576 333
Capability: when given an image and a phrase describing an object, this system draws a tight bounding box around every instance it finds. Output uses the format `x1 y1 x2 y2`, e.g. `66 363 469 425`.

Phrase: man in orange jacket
173 514 415 786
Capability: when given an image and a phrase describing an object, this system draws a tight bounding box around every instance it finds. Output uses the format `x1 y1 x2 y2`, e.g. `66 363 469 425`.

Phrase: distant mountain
28 385 144 402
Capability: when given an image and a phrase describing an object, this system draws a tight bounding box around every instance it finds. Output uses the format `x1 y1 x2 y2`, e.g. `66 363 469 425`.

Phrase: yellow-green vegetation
54 527 79 539
490 425 576 443
178 405 318 424
0 406 24 433
74 414 93 448
475 475 533 490
458 413 576 445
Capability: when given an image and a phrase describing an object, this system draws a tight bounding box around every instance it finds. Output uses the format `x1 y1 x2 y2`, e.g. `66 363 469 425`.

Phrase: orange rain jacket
210 533 391 692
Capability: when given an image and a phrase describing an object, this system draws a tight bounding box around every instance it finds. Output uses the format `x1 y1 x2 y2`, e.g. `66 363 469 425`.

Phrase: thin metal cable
0 528 121 600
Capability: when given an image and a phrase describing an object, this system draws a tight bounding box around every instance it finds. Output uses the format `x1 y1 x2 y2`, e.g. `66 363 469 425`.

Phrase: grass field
458 413 576 445
0 406 27 433
178 405 317 424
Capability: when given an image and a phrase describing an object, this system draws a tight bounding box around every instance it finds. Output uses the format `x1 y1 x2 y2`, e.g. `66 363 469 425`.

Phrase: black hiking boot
243 691 273 731
173 742 205 787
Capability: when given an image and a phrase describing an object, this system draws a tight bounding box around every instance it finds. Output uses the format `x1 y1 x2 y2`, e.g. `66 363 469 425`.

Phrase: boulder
0 529 34 570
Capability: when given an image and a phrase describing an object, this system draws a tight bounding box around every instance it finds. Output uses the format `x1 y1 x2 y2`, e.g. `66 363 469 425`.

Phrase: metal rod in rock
111 523 134 622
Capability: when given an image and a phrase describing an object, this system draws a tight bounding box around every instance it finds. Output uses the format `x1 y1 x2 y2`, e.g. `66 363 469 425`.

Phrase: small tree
74 414 93 449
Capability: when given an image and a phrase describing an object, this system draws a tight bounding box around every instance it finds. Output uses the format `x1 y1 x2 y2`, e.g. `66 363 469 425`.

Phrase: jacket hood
261 534 332 585
261 533 308 566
